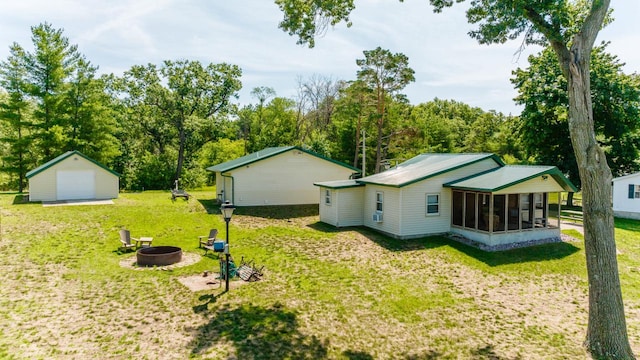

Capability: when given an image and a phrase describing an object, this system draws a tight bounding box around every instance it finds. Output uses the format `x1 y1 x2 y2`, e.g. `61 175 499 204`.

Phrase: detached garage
207 146 359 206
26 150 120 202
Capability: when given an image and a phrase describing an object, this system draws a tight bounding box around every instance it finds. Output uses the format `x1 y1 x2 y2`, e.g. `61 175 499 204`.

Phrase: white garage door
56 170 96 200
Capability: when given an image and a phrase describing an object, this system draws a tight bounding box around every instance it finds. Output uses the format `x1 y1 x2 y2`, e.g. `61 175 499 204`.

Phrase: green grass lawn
0 190 639 359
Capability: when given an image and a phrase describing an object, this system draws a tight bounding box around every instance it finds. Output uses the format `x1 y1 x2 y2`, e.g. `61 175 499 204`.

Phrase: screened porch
451 190 560 234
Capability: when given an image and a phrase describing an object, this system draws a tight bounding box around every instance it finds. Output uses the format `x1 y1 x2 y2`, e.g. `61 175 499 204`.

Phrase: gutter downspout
221 172 235 204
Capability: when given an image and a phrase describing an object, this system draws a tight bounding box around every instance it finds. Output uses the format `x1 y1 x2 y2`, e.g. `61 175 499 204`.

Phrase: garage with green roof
206 146 359 206
27 151 120 202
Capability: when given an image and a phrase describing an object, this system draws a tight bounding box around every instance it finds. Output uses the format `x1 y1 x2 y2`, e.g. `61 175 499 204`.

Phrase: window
493 194 506 232
426 194 440 215
533 193 547 227
464 192 477 229
521 193 533 229
478 193 490 231
375 192 384 213
452 191 464 226
507 194 520 230
324 189 332 205
629 184 640 199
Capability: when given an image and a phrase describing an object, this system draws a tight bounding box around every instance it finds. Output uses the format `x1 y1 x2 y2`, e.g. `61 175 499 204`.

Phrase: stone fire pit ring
137 246 183 267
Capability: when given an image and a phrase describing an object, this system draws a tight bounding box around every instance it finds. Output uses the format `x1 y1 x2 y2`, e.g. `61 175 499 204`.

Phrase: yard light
221 200 236 292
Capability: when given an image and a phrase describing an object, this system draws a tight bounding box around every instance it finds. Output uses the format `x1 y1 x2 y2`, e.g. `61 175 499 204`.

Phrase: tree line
1 23 638 197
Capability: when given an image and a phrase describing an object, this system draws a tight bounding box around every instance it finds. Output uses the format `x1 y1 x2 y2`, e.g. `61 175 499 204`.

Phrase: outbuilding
26 150 120 202
613 172 640 220
207 146 359 206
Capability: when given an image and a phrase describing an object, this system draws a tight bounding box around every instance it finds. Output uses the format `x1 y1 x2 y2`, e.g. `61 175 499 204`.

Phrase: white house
613 172 640 220
315 153 577 249
27 150 120 202
206 146 359 206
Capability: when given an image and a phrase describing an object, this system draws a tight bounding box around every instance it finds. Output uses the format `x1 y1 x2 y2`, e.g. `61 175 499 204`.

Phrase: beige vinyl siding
493 176 567 194
319 188 338 226
94 169 118 199
28 156 118 201
612 174 640 217
215 173 233 202
28 172 57 201
364 186 401 235
397 158 500 238
336 187 364 227
229 149 354 206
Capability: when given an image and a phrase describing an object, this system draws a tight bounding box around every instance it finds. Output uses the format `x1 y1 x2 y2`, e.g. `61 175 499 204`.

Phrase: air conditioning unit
373 213 383 223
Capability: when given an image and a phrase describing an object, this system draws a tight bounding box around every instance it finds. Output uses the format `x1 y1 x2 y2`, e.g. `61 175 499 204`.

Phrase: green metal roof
314 179 365 189
444 165 577 192
357 153 504 188
26 150 120 179
206 146 360 173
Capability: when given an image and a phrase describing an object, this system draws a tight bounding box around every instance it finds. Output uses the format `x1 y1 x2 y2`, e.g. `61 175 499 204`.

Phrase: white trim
426 193 440 216
375 191 384 213
324 189 332 205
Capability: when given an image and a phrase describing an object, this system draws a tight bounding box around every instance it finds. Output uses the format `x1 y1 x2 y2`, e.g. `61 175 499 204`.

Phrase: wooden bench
560 210 583 223
171 189 190 200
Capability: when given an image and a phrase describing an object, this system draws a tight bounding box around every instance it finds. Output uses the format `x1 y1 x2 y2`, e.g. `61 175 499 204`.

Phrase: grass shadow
12 194 31 205
307 223 448 252
615 217 640 232
470 344 522 359
232 204 319 220
192 293 218 314
307 224 580 266
197 198 220 214
195 200 318 219
437 236 581 266
342 350 374 359
306 221 343 234
189 302 328 359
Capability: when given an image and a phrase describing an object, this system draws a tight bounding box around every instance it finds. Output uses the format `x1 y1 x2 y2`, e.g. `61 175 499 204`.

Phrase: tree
276 1 634 357
63 59 120 164
251 96 298 150
513 44 640 205
355 47 415 173
24 22 82 159
121 60 241 186
0 44 34 192
297 74 342 135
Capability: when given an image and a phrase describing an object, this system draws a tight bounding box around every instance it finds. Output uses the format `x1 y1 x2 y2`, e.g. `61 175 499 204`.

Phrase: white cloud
0 0 638 114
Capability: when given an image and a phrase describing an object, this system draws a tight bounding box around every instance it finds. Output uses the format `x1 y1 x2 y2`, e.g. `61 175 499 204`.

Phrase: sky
1 1 639 115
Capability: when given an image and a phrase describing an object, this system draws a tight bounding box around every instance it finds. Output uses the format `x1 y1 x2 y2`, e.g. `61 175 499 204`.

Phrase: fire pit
137 246 182 266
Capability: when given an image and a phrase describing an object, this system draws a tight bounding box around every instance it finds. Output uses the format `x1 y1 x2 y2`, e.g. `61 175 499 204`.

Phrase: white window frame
635 185 640 199
426 193 440 216
375 191 384 213
324 189 332 205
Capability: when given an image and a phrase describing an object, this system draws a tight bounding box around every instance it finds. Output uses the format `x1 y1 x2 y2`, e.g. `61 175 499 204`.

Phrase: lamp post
220 200 236 292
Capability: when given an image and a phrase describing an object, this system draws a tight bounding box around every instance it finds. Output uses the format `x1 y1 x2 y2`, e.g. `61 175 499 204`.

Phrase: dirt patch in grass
177 273 253 291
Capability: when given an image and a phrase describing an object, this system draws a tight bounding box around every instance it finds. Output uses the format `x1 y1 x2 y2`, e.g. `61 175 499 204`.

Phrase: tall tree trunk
566 38 634 359
374 90 385 174
374 117 383 174
353 119 361 170
566 192 574 207
175 127 186 184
